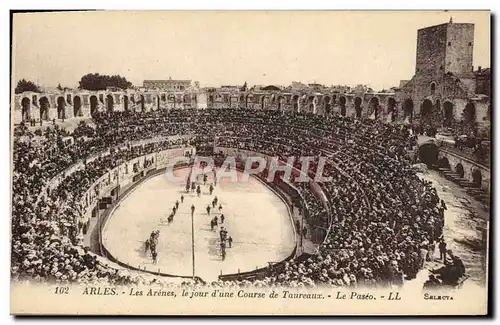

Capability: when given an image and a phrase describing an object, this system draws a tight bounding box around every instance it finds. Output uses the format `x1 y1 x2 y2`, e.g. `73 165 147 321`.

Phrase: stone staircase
436 167 490 207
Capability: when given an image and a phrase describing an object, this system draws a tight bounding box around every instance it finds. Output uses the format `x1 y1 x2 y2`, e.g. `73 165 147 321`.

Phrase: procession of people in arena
142 167 233 265
12 107 466 289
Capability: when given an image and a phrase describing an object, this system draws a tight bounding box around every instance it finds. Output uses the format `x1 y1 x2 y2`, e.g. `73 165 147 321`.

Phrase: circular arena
102 168 296 281
12 108 458 288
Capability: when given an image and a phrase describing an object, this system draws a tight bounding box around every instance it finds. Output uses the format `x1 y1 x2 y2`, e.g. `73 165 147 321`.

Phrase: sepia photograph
9 9 491 315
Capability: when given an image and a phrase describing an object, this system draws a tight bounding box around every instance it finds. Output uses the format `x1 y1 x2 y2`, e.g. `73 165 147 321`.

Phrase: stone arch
324 96 331 114
354 97 363 118
403 98 414 122
277 95 284 111
292 95 299 113
369 97 380 119
123 95 129 111
472 168 482 187
430 82 436 96
420 99 433 119
39 96 50 121
57 96 66 120
455 163 465 178
73 96 82 117
464 102 476 123
308 96 315 113
90 95 98 116
140 95 145 111
387 97 396 120
437 156 450 169
106 94 114 112
21 97 31 122
339 96 347 116
443 101 454 126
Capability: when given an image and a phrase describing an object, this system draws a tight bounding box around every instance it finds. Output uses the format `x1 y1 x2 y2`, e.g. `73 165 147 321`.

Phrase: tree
78 73 133 91
15 79 41 94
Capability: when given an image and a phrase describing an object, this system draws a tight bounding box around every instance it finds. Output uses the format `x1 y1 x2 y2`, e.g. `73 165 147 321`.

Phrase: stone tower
415 22 474 77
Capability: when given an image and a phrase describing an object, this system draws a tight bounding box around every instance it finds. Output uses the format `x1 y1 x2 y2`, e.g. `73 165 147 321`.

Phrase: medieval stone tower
415 21 474 78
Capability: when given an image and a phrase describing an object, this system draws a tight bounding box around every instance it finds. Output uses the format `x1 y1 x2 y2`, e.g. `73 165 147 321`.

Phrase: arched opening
57 97 66 120
403 98 414 122
277 96 284 111
21 97 31 122
455 163 465 178
39 97 49 121
430 82 436 96
443 101 454 127
354 97 362 118
260 96 266 110
157 95 160 110
437 157 450 169
464 102 476 123
472 169 482 188
123 95 129 111
369 97 380 119
73 96 82 117
140 95 145 111
106 95 114 112
308 96 315 113
90 95 98 116
292 95 299 113
339 96 347 116
332 95 337 106
183 94 189 104
421 99 433 118
387 97 396 120
418 142 438 166
245 94 250 109
324 96 331 115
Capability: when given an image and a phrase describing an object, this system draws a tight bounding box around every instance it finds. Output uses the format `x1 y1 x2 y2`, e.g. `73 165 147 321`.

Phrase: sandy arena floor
102 168 296 281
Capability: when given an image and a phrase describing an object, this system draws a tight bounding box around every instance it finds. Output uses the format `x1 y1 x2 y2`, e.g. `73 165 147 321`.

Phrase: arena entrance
73 96 82 117
57 97 66 120
90 95 98 116
21 97 31 122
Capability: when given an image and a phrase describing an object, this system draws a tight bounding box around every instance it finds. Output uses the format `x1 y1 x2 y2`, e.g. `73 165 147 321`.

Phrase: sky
12 10 490 91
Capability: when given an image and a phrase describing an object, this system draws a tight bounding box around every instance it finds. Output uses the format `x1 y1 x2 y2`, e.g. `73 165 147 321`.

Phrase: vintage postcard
10 10 491 315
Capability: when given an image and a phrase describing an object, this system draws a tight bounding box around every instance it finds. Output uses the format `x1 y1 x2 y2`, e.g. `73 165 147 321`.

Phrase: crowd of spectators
12 108 447 288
